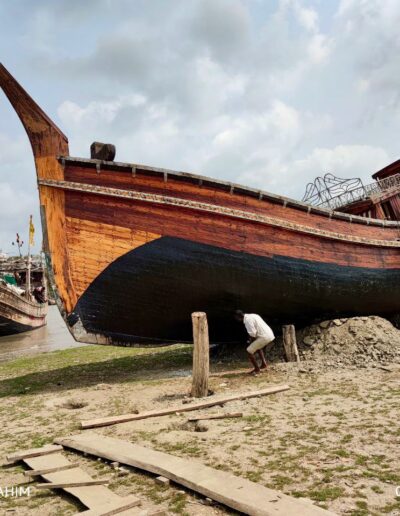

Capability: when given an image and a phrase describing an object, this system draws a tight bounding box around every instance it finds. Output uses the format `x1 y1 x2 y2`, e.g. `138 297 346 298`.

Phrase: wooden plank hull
1 63 399 345
0 286 47 336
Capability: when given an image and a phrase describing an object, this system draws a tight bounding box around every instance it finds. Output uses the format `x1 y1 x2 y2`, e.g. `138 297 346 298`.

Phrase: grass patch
292 486 345 502
0 344 192 397
168 492 188 515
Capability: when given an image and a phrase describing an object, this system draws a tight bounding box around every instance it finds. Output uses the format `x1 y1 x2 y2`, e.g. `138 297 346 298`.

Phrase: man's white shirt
244 313 275 341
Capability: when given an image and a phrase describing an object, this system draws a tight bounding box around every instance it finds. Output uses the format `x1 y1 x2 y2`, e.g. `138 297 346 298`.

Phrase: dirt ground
0 344 399 516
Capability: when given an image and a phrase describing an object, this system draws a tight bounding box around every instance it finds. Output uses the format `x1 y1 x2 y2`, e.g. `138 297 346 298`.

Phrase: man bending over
235 310 275 375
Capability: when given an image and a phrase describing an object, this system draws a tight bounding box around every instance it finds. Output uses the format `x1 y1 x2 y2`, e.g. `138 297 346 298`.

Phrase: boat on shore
0 63 399 345
0 240 48 337
0 282 47 336
0 252 48 336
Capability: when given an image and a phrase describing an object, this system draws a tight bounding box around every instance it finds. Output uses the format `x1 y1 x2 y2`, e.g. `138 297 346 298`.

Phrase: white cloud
0 134 27 165
336 0 400 101
307 34 331 64
58 94 146 126
292 1 319 32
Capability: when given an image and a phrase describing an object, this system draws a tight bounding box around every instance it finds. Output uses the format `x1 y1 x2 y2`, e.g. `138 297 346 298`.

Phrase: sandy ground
0 345 399 516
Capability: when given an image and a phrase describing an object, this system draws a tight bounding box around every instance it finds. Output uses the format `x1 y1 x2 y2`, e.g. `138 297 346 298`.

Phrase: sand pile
296 315 400 367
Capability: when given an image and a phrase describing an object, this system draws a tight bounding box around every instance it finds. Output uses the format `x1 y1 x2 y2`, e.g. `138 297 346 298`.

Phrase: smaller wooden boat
0 282 47 336
0 223 48 336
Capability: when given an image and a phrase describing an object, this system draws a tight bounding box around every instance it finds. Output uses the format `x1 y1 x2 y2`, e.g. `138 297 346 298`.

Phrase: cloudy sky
0 0 399 253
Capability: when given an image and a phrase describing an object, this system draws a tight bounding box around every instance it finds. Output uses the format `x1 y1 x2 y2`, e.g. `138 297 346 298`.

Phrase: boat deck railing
303 172 400 210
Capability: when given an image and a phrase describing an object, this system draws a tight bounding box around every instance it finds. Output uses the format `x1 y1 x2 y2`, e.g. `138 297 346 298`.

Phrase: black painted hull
72 237 400 344
0 315 35 336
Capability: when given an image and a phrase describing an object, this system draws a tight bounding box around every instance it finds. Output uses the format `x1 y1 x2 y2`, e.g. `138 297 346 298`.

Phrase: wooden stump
191 312 210 398
282 324 300 363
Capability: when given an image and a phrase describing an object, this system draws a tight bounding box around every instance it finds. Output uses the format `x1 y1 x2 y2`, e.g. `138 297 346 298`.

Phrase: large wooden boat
1 63 399 345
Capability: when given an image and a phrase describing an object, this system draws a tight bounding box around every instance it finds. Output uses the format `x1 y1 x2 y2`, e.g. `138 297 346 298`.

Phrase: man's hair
235 309 244 318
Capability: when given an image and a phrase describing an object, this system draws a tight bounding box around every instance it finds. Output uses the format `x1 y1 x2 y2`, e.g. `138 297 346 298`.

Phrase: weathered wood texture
79 497 159 516
77 495 146 516
0 64 76 312
56 433 337 516
24 463 80 476
6 444 62 464
191 312 209 398
188 412 242 422
282 325 300 363
63 162 398 239
65 216 160 298
20 449 141 513
81 385 290 429
65 187 400 270
36 480 109 489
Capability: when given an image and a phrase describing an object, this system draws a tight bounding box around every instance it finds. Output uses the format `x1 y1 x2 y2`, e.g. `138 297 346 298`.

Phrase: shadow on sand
0 346 194 398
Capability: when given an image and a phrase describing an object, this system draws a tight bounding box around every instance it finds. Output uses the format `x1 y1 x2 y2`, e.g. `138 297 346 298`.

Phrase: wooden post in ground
282 325 300 363
191 312 209 398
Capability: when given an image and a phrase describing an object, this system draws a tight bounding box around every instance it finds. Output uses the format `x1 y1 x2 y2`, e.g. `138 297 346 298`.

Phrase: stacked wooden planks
6 444 163 515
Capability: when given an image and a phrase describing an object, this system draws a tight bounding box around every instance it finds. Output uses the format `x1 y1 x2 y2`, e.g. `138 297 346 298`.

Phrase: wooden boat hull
0 285 47 336
1 63 399 345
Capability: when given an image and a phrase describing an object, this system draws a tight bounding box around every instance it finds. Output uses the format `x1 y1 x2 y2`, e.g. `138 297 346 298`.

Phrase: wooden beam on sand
56 433 337 516
188 412 243 422
77 495 143 516
36 479 110 489
79 507 165 516
81 384 290 429
6 445 63 464
24 463 80 477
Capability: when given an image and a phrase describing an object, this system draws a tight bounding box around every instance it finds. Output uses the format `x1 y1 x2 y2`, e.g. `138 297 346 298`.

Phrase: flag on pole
29 215 35 247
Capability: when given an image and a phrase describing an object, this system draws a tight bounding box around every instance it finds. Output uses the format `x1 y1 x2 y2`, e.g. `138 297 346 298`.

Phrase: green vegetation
0 344 192 397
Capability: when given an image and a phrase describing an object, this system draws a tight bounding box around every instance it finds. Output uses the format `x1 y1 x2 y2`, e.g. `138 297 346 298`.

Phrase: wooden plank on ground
36 479 110 489
56 433 337 516
23 452 141 512
6 444 62 464
81 384 290 429
188 412 242 422
79 499 163 515
24 463 80 477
